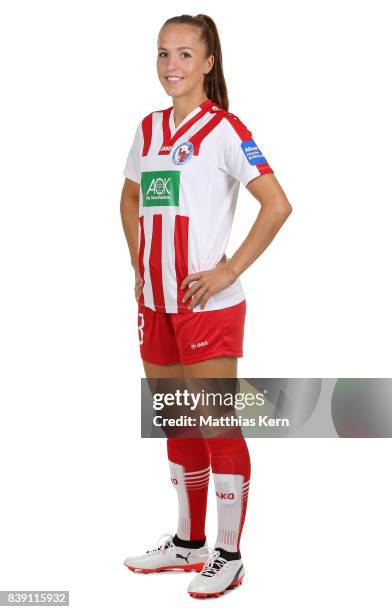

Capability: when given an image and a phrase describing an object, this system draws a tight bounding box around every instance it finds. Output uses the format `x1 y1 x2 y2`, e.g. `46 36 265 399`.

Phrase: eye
158 52 167 58
181 52 191 58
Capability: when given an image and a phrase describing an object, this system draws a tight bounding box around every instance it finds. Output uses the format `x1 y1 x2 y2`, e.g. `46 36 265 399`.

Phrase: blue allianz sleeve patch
241 139 267 165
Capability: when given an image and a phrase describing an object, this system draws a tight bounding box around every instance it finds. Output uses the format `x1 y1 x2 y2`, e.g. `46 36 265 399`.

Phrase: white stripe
185 466 210 476
184 472 210 481
186 481 210 489
161 212 178 312
185 474 210 483
141 214 155 310
151 111 163 150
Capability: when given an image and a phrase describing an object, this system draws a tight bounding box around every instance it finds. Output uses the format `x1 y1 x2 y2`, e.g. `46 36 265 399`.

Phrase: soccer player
120 13 292 598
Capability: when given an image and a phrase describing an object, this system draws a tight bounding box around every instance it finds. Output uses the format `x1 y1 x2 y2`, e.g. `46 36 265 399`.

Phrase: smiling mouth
165 76 184 82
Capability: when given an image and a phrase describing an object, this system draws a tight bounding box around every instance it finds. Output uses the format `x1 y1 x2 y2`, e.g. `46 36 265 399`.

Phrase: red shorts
137 300 246 366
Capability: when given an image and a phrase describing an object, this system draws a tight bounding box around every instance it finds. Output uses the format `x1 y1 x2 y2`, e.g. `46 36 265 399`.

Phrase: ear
205 54 214 75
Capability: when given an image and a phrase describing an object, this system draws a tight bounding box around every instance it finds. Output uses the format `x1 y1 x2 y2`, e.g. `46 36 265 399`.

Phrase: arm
120 177 143 300
181 173 292 310
227 172 292 279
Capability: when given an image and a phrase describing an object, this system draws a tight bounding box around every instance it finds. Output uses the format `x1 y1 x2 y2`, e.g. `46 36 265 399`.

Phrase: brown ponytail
161 14 229 110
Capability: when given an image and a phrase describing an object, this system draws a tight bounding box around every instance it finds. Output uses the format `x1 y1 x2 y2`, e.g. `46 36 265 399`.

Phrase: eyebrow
158 46 193 51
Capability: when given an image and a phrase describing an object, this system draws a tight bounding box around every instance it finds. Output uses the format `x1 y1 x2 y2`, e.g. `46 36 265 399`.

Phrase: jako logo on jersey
241 139 267 166
141 170 180 207
160 145 172 152
172 141 194 165
171 477 179 485
216 492 235 500
190 340 208 349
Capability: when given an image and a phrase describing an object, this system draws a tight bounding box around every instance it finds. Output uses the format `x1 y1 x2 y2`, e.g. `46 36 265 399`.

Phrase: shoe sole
188 575 244 598
125 562 205 574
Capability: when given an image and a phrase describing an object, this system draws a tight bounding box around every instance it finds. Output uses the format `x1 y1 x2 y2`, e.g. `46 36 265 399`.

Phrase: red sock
167 438 210 542
205 436 251 553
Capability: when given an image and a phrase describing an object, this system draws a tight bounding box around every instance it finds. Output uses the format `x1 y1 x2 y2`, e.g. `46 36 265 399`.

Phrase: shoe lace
201 548 227 577
145 533 175 555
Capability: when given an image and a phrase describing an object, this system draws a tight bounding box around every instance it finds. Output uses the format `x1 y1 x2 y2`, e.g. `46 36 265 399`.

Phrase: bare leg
182 356 238 378
142 359 184 379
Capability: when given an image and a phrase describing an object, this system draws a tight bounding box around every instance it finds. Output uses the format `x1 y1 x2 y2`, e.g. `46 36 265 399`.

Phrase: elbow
271 198 293 221
283 200 293 218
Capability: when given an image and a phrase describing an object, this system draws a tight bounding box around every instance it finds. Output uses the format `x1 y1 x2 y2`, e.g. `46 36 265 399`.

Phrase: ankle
173 534 207 549
215 547 241 561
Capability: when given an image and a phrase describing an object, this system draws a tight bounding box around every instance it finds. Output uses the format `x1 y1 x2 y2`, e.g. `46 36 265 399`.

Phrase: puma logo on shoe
176 552 191 564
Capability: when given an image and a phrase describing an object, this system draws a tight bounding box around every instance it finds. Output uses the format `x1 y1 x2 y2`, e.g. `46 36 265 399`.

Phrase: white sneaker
187 549 245 598
123 533 209 574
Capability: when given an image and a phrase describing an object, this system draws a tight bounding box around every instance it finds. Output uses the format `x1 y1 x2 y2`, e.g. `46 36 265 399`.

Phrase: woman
120 13 292 598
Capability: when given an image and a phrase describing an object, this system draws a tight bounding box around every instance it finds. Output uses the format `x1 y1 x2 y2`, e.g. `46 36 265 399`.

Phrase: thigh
142 359 184 379
142 360 192 434
182 357 240 438
138 304 180 367
182 356 238 378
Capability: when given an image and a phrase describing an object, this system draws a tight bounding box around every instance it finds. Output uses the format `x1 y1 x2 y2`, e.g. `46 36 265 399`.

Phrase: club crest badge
172 141 194 165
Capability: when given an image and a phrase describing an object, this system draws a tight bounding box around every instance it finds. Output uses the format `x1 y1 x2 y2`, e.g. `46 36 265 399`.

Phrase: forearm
228 204 291 280
120 194 139 271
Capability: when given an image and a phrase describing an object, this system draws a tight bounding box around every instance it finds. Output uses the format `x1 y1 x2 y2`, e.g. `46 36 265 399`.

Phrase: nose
167 56 179 72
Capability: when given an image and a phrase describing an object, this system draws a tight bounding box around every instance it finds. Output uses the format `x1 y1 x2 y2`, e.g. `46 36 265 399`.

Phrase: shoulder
141 104 172 122
215 107 253 141
135 105 172 134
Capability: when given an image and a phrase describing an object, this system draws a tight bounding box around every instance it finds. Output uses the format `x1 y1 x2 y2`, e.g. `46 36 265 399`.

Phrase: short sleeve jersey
123 98 274 314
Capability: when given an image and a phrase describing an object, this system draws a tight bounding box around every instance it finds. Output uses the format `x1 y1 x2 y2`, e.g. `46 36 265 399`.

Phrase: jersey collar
164 98 215 147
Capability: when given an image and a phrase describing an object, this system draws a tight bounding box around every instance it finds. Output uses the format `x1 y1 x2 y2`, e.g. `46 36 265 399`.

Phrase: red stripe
174 215 191 313
188 112 225 154
149 215 166 312
159 99 215 155
256 162 274 175
138 216 145 306
223 113 253 140
141 113 153 156
199 98 215 112
237 488 249 550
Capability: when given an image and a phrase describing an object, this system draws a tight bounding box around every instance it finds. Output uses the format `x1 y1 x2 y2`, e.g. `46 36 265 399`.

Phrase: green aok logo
141 170 180 206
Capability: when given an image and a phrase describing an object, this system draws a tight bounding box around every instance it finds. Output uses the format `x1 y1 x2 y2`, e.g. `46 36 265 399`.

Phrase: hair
161 14 229 110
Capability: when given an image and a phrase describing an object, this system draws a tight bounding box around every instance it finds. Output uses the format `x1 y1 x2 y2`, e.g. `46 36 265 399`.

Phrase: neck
172 92 209 128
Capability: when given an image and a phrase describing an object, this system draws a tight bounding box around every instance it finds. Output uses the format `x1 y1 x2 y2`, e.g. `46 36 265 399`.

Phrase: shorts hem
181 351 243 366
139 297 246 314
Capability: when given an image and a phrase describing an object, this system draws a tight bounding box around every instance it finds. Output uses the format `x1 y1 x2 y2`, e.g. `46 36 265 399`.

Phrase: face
157 24 214 100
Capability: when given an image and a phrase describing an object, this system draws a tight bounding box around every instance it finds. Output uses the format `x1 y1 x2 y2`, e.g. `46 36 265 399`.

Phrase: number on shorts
138 312 144 345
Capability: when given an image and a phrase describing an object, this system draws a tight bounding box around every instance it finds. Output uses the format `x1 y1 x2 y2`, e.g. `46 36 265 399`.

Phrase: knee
205 436 250 476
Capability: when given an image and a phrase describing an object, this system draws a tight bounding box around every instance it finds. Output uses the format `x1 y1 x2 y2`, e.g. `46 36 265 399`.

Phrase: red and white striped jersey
123 98 274 313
